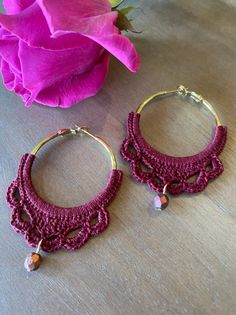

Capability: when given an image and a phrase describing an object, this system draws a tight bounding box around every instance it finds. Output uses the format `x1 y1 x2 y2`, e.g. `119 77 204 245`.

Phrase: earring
6 126 123 271
120 85 227 211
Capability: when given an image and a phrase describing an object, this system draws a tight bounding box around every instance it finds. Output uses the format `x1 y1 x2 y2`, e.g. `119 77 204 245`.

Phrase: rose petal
37 0 114 33
0 3 96 50
0 38 20 72
38 0 112 18
37 0 140 72
3 0 34 14
0 26 11 39
0 57 30 99
0 1 140 71
0 59 15 90
35 51 110 108
18 39 104 105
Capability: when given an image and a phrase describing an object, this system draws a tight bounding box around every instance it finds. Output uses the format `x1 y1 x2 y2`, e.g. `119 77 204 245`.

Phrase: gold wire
136 85 222 126
31 126 117 170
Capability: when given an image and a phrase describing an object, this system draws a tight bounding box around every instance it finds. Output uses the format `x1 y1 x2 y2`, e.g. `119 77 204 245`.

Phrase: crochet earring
120 85 227 211
6 126 123 271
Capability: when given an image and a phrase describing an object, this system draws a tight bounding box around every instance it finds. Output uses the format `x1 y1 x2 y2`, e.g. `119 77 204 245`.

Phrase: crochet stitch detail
6 154 123 252
120 112 227 195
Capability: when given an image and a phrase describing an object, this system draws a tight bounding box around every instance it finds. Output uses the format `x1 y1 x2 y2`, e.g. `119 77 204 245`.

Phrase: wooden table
1 1 236 314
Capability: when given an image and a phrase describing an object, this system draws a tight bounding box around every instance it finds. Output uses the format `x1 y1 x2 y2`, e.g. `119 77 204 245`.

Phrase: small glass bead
154 193 169 210
24 253 42 272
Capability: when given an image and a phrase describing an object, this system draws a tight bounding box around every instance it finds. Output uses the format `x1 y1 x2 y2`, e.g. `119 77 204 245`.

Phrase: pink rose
0 0 140 108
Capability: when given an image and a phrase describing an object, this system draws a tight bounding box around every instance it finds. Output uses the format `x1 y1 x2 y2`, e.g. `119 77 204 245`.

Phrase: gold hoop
31 125 117 170
136 85 222 126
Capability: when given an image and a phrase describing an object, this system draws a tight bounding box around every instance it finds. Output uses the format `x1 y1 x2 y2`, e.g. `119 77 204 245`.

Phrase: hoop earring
120 85 227 211
6 126 123 271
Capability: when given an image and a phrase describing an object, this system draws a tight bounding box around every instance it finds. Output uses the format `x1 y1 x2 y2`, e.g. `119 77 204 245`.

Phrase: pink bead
154 194 169 210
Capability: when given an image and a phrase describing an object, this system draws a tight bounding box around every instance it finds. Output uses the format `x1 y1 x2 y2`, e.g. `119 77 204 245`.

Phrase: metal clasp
177 85 203 103
70 125 89 135
177 85 188 95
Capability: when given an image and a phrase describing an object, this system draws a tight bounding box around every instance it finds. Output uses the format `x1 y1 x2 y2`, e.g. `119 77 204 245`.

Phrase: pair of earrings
6 85 227 271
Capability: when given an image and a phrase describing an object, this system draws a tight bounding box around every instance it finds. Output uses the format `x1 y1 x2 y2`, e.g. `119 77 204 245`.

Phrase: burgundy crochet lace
120 112 227 195
6 154 123 252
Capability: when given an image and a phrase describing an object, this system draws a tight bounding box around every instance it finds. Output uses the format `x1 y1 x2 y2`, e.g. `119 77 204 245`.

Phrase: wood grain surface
0 1 236 314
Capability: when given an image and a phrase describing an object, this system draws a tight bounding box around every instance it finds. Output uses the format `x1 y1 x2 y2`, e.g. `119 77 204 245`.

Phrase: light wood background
0 1 236 314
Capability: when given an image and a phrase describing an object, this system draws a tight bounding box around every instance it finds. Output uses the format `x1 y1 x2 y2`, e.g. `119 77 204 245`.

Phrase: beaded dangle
6 126 123 271
120 85 227 211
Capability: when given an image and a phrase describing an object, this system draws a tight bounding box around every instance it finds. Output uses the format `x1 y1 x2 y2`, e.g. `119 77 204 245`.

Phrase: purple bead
24 253 42 272
154 194 169 210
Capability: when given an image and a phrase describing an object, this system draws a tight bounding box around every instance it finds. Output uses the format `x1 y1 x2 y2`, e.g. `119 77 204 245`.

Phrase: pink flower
0 0 140 108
